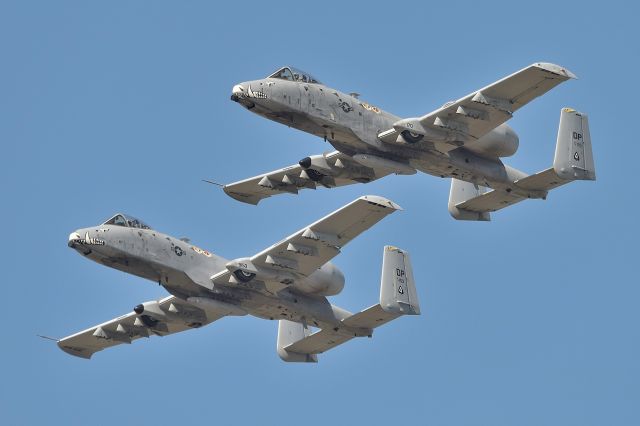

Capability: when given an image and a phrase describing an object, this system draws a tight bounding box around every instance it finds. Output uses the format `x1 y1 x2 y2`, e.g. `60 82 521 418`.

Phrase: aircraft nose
68 231 81 247
231 84 245 101
67 228 105 255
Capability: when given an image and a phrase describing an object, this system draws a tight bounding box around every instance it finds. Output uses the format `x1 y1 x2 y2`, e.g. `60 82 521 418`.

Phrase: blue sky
2 1 639 425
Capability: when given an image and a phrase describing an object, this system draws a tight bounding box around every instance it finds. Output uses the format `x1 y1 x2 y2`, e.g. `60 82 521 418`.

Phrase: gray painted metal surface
58 198 419 361
223 64 595 220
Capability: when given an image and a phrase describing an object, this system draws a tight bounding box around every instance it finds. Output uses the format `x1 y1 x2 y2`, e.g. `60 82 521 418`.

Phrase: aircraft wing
211 196 401 287
382 62 576 152
222 151 391 205
57 295 225 359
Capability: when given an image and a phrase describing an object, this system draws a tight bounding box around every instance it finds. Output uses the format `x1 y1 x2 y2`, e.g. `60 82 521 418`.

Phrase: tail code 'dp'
553 108 596 181
380 246 420 315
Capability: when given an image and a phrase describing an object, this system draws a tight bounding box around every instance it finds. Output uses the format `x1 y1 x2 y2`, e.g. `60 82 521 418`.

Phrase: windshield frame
102 213 152 230
267 66 322 84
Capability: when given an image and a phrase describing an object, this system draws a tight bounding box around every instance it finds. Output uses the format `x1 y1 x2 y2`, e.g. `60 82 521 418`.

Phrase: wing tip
533 62 577 79
359 195 403 211
222 188 262 205
57 341 95 359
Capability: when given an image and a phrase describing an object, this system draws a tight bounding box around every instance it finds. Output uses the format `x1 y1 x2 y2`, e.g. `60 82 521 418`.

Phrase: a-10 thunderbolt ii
223 63 595 220
57 196 419 362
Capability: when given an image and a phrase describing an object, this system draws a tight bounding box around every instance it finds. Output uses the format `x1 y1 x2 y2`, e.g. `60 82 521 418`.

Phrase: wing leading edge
221 151 392 205
211 195 402 289
57 296 226 359
383 62 576 153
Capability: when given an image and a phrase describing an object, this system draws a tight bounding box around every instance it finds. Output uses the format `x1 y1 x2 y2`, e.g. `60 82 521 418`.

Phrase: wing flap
456 168 573 214
342 304 401 329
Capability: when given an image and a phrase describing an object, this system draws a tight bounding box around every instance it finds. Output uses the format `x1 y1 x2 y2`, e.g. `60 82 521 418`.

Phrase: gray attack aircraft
57 196 419 362
223 63 595 220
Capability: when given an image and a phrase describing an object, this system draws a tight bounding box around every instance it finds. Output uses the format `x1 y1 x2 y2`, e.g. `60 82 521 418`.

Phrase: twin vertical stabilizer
380 245 420 315
553 108 596 181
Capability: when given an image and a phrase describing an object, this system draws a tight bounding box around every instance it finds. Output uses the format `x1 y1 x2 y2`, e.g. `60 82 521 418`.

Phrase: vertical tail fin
448 179 491 221
277 319 318 363
274 246 420 362
380 246 420 315
553 108 596 181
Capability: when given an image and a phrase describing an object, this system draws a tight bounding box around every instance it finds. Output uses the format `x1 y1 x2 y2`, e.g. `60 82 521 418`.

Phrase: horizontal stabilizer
281 305 402 356
343 304 400 329
515 167 569 191
452 170 569 218
454 187 531 217
282 327 354 356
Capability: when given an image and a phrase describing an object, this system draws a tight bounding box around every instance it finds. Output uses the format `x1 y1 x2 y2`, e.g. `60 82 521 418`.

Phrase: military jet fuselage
231 66 524 192
68 213 349 327
226 65 595 220
61 198 419 361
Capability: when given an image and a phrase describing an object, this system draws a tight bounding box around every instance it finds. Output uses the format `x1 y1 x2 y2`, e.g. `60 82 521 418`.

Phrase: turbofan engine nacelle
295 262 345 296
466 123 519 158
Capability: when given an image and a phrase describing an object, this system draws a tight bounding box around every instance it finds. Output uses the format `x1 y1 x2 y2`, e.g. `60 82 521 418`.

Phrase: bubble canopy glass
267 66 322 84
103 213 151 230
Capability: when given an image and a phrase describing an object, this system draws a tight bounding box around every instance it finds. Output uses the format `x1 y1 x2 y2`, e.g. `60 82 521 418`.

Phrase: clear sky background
2 1 638 425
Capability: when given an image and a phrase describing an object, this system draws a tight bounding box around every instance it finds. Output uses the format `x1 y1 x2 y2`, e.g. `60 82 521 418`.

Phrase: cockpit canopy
103 213 151 230
267 66 322 84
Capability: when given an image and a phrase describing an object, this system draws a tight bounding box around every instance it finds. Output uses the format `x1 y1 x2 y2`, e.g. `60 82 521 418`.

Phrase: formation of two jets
55 63 595 361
